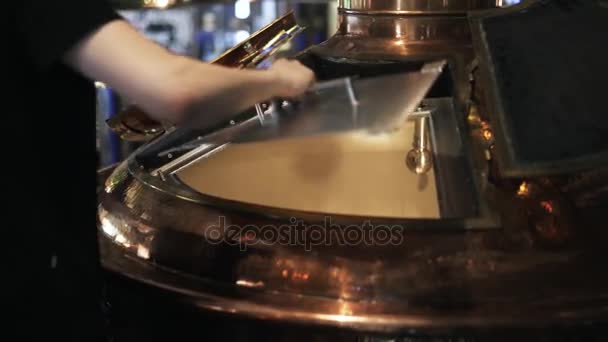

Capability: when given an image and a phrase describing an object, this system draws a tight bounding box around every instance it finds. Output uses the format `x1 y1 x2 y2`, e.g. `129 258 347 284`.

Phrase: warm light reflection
338 301 353 316
480 121 494 141
236 279 265 288
395 24 403 38
137 245 150 259
280 268 310 282
517 181 530 198
467 105 481 125
291 272 310 281
99 208 151 259
115 233 129 247
482 129 493 141
101 217 118 238
540 200 554 214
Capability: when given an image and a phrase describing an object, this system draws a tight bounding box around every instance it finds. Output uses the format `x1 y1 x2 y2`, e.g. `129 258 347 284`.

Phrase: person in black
5 1 314 340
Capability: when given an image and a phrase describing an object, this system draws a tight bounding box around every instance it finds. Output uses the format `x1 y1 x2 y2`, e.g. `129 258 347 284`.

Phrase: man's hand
63 19 316 126
268 59 316 98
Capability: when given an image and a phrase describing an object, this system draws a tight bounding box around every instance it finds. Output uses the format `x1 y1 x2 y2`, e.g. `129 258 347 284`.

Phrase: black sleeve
13 0 122 71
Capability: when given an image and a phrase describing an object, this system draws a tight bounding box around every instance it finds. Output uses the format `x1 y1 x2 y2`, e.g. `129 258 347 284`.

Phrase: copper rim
338 0 498 15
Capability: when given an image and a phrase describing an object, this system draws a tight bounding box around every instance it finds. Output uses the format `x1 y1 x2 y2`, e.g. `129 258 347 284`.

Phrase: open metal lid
468 0 608 178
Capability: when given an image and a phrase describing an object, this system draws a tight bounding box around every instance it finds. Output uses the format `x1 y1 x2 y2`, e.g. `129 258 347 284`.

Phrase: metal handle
405 110 433 175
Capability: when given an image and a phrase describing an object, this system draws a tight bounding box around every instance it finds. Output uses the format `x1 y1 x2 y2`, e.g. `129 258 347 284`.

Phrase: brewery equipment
98 0 608 337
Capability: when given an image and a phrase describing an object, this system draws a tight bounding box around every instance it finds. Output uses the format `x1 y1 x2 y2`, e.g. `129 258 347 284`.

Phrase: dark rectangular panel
469 0 608 177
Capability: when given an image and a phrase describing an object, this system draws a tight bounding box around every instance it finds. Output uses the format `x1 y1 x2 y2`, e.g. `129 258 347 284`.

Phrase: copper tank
97 0 608 337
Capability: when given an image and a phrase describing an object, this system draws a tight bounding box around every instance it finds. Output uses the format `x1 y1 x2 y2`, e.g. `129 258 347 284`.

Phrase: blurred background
115 0 337 61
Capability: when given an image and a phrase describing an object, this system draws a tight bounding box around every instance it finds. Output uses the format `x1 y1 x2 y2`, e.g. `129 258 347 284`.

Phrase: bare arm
64 19 314 125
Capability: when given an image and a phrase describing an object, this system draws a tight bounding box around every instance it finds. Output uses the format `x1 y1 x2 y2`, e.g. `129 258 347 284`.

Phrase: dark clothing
5 1 120 340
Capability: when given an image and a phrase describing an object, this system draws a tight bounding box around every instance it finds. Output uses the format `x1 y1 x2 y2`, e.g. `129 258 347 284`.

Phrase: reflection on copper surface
124 181 145 209
99 206 154 260
279 266 311 282
467 105 481 125
517 181 531 198
101 217 118 238
540 200 554 214
482 128 493 141
236 280 265 288
115 233 129 247
338 301 353 316
136 245 150 259
290 271 310 281
104 162 129 193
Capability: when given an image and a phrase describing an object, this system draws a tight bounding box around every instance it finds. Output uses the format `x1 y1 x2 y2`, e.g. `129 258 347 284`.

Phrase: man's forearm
64 19 313 126
159 55 284 125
